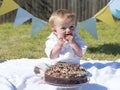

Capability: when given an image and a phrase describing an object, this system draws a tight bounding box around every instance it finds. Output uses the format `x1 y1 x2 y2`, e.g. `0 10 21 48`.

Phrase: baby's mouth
66 33 72 36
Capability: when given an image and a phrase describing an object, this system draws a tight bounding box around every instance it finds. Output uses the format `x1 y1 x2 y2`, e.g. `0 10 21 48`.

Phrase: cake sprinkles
45 63 88 85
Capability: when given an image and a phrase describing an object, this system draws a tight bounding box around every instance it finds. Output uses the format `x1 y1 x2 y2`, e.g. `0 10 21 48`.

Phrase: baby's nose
66 28 71 32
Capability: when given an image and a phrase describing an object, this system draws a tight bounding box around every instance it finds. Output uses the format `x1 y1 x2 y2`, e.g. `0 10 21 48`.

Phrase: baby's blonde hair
49 9 76 27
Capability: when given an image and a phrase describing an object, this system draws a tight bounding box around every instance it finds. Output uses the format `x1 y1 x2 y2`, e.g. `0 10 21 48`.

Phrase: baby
34 9 87 76
45 9 87 64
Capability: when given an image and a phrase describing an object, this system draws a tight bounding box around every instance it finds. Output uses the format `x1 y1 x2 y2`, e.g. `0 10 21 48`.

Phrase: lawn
0 22 120 61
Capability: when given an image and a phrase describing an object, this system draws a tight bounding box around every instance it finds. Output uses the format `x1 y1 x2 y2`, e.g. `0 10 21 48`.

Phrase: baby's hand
57 38 65 46
65 34 75 44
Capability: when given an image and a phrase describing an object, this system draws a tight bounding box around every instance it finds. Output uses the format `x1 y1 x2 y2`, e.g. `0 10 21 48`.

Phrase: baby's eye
69 26 75 30
61 27 66 30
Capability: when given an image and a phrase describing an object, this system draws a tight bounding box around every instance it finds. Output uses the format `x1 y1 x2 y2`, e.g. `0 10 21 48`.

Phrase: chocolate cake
45 63 88 85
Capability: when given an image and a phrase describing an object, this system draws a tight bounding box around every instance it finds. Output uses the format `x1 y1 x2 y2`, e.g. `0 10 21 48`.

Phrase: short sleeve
45 33 57 58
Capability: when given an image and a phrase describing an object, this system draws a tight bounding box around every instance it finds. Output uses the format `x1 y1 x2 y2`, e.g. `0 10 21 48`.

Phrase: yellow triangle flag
0 0 19 16
95 6 116 27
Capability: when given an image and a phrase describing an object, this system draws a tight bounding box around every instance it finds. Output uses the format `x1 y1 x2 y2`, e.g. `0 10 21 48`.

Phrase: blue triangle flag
32 16 47 37
75 23 81 35
14 7 33 27
80 17 98 39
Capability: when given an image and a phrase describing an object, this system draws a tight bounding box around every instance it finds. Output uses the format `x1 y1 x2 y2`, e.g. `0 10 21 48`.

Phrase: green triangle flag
75 23 81 35
0 0 19 16
80 17 98 39
95 6 116 27
32 16 47 37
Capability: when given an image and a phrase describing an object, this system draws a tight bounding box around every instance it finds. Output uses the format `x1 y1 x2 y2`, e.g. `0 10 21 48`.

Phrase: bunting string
0 0 120 39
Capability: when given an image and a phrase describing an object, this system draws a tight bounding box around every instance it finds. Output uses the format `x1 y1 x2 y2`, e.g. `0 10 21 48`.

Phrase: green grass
79 21 120 60
0 22 120 61
0 23 51 60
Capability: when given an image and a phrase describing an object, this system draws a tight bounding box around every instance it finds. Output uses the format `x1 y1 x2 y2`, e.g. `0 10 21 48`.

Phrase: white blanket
0 58 120 90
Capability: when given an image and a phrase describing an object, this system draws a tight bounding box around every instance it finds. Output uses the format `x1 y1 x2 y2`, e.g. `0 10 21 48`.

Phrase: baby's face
53 17 76 39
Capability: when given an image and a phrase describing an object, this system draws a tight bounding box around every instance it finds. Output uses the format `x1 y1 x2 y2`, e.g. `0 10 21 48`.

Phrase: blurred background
0 0 120 61
0 0 110 23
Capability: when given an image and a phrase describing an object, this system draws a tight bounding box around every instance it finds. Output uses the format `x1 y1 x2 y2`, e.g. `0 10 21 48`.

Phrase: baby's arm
50 38 64 59
70 41 83 57
65 35 83 57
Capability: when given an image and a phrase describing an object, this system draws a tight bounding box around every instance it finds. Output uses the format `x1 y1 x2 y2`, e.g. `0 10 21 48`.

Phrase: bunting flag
32 16 47 37
80 17 98 39
109 0 120 19
95 6 116 27
0 0 19 16
116 9 120 18
0 0 119 39
75 23 81 35
14 7 33 27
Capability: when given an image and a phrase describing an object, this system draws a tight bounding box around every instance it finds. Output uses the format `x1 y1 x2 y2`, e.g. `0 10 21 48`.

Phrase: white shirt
45 33 87 64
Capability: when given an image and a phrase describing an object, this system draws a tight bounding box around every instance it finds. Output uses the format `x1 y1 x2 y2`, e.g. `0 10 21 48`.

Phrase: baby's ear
52 28 55 31
52 28 57 34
